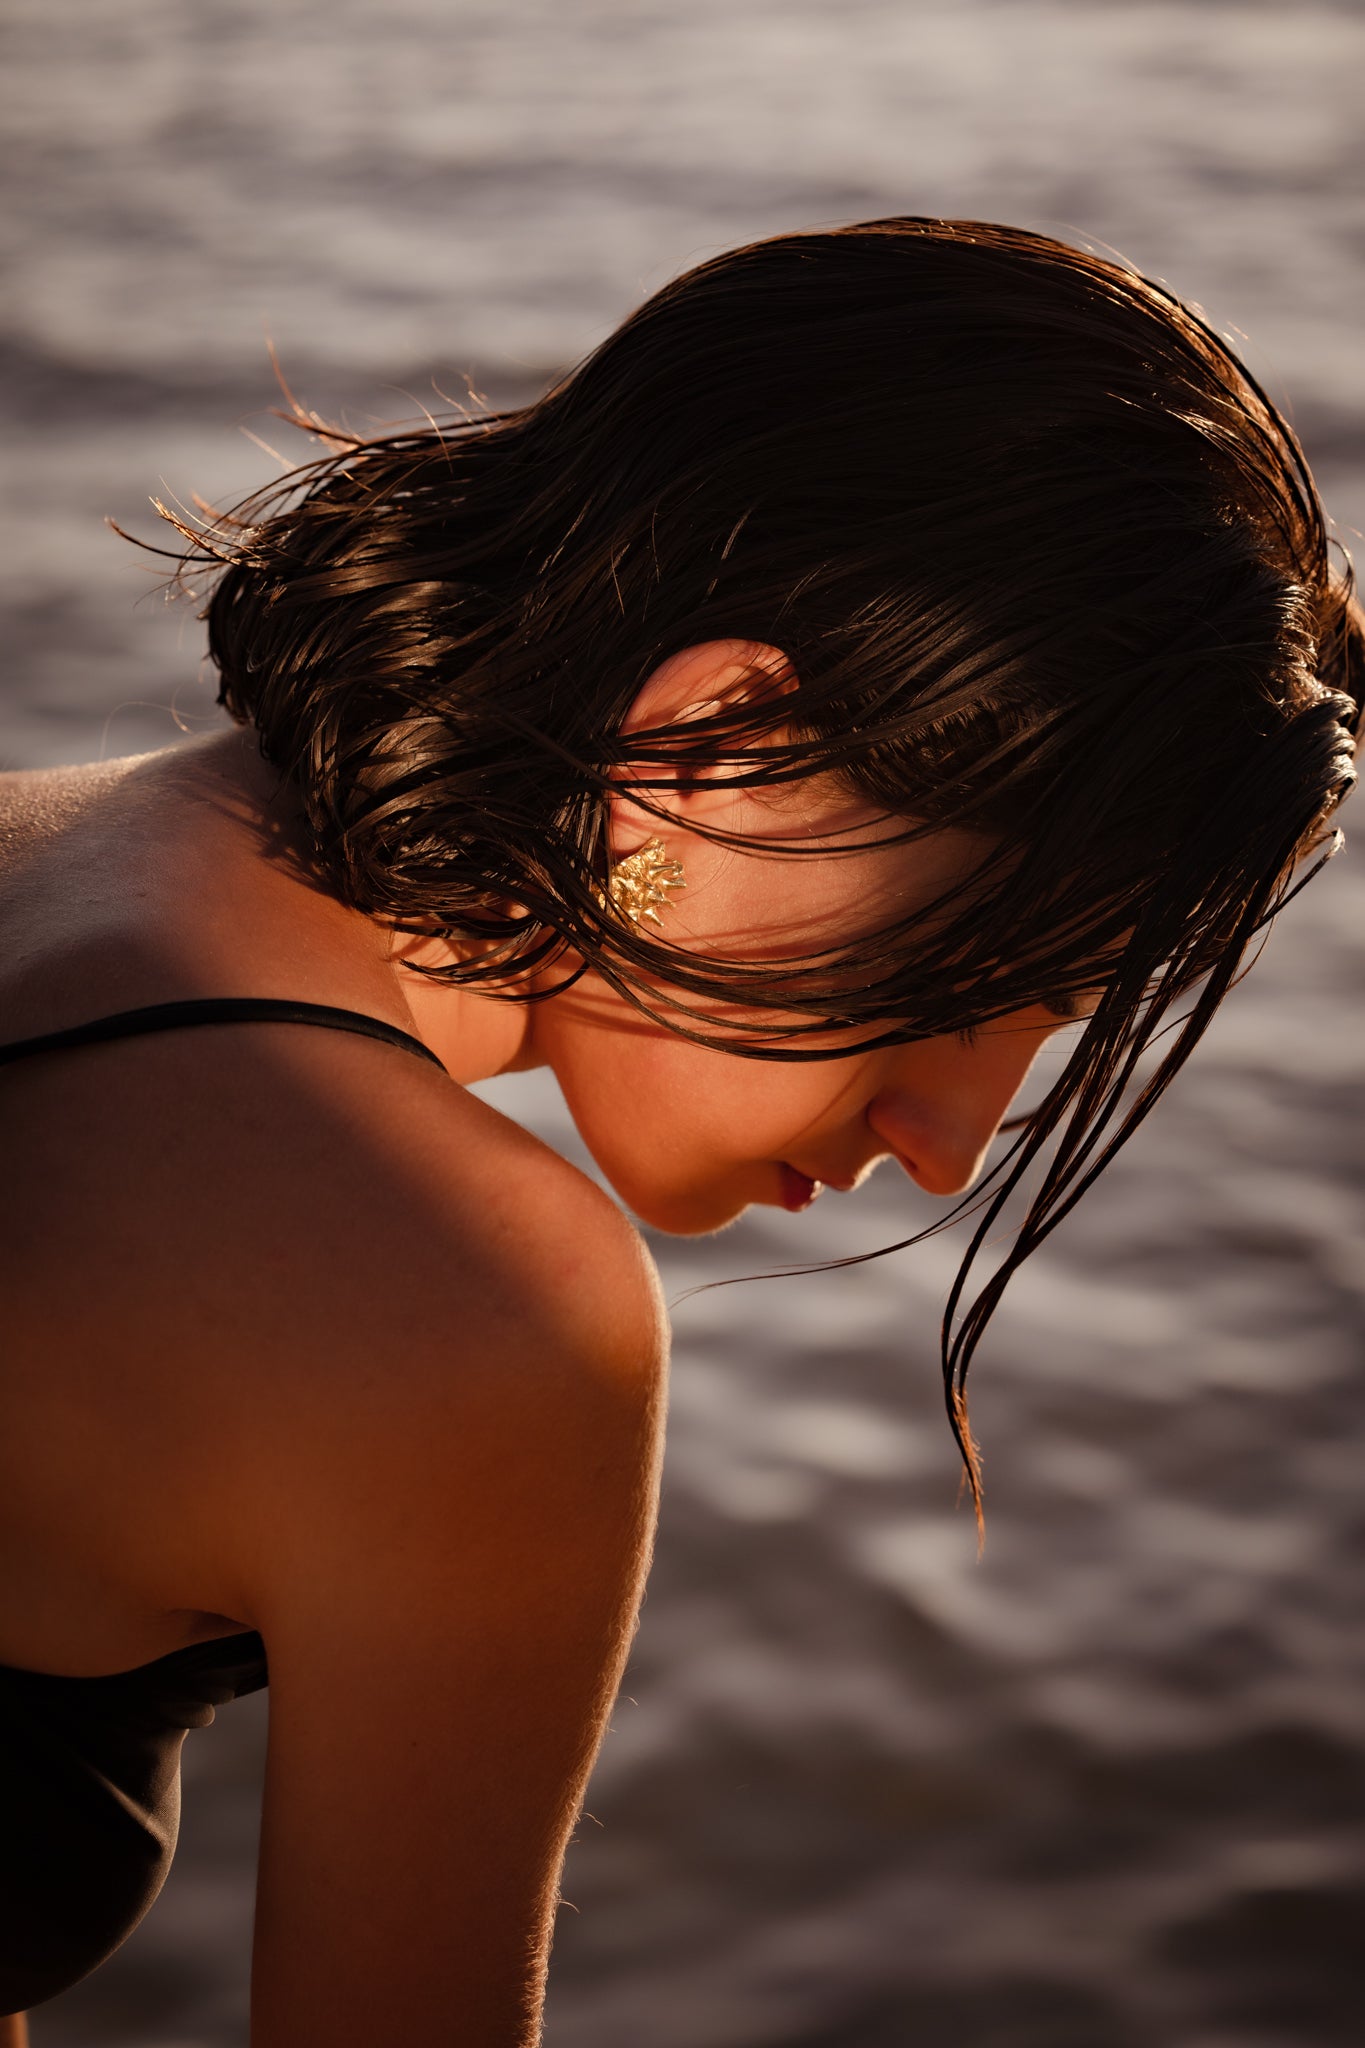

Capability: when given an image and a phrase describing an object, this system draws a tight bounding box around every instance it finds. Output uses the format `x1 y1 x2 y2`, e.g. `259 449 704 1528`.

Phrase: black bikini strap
0 998 446 1073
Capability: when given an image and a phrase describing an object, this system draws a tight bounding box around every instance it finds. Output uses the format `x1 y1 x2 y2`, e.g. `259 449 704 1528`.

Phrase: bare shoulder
1 1020 667 1640
308 1042 670 1402
0 753 149 858
189 1025 672 1593
424 1073 668 1371
179 1032 671 1531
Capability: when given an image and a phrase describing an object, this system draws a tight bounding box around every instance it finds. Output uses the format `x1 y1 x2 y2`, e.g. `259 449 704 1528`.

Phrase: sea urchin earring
603 837 687 929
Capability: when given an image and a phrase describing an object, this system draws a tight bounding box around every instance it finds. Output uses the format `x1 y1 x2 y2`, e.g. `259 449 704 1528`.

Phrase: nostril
868 1101 976 1198
905 1158 980 1198
874 1138 967 1198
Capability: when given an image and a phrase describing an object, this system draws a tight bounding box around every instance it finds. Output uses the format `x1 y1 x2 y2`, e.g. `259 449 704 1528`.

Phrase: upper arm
250 1372 661 2044
226 1082 668 2045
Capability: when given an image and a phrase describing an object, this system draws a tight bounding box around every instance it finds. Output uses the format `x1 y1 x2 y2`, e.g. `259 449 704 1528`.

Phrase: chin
615 1177 754 1238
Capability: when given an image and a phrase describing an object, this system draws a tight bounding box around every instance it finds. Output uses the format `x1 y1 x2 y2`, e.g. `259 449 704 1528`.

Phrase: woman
0 218 1358 2046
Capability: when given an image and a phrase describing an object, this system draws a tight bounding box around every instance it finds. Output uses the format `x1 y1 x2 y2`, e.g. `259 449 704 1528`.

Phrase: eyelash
952 991 1096 1051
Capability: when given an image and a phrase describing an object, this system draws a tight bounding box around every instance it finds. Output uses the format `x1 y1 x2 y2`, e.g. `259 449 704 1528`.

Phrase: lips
778 1163 825 1211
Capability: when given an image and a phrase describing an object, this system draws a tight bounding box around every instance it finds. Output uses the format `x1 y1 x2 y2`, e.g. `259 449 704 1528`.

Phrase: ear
609 639 795 852
619 638 794 736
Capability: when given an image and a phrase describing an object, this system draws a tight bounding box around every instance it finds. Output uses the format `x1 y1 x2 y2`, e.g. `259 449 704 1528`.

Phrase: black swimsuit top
0 999 446 2016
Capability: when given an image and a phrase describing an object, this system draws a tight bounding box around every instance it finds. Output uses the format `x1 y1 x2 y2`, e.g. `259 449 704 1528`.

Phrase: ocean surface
2 3 1363 2043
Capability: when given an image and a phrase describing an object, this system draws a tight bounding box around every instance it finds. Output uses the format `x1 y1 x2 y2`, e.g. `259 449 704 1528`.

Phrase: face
520 642 1081 1236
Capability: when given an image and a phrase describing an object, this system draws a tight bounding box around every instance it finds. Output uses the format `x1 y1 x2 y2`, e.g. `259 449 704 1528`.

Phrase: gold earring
602 837 687 928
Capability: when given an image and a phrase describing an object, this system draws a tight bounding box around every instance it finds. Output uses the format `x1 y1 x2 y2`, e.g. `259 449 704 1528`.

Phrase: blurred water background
3 3 1364 2043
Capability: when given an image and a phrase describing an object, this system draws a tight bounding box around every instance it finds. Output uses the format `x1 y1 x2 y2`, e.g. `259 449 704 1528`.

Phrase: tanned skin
0 741 665 2045
0 644 1072 2042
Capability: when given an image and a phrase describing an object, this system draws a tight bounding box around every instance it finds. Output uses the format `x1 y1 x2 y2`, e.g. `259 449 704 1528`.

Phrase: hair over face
148 217 1364 1510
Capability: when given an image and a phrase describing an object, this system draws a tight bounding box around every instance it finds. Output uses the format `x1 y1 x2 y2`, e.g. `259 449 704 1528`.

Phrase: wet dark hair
147 217 1362 1513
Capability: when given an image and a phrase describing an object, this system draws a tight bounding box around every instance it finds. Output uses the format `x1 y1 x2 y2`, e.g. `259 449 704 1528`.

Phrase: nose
864 1020 1053 1197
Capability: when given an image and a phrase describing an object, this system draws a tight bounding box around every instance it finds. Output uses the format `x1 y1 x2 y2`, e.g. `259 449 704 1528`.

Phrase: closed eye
1041 985 1108 1023
956 990 1099 1047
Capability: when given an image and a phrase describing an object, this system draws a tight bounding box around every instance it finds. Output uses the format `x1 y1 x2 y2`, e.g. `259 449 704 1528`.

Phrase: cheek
567 1030 772 1162
547 1019 841 1227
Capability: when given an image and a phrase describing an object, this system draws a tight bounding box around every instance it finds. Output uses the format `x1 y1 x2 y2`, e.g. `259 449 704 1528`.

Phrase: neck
181 727 543 1087
390 939 540 1084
